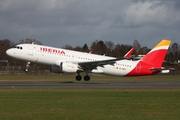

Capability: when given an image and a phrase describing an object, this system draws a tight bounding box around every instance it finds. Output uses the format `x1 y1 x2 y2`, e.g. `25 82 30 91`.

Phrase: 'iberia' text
40 47 65 54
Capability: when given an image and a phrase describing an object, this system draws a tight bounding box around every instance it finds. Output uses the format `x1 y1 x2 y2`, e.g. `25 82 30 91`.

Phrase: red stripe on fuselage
125 61 160 76
126 49 167 76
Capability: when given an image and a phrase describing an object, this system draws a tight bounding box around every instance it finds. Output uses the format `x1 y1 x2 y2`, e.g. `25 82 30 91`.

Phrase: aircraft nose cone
6 49 10 55
6 49 13 56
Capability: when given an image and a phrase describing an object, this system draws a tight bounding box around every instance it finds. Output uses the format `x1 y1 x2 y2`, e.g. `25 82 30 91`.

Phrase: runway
0 81 180 88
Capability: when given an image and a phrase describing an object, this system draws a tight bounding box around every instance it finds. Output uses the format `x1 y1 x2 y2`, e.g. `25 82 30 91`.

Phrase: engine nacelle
91 67 104 73
49 65 63 73
61 62 79 73
50 62 79 73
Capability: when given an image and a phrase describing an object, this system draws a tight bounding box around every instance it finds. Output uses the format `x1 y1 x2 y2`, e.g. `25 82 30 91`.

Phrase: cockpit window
14 46 23 49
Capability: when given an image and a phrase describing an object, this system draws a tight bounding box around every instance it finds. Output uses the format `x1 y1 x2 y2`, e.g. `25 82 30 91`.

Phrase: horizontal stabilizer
150 67 175 73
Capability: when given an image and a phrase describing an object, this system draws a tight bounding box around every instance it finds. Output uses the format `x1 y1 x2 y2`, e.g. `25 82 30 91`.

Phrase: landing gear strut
75 72 82 81
75 72 90 81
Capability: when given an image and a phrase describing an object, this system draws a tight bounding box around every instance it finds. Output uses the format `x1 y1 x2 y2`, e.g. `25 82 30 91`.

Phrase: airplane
6 39 171 81
21 47 134 73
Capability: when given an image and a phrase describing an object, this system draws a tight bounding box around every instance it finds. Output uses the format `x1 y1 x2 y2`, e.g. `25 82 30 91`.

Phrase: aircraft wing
77 47 134 71
78 58 118 70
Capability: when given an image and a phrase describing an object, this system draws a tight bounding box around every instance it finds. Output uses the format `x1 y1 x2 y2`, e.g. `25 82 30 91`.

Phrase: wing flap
78 58 118 70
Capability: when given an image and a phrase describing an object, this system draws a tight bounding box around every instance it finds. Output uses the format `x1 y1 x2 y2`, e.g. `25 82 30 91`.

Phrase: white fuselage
6 39 172 80
6 44 138 76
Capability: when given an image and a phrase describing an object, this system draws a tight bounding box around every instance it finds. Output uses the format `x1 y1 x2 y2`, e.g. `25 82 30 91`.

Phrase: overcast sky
1 0 180 48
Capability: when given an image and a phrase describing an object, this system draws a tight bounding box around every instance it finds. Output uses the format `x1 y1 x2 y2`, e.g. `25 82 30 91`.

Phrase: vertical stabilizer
140 40 171 67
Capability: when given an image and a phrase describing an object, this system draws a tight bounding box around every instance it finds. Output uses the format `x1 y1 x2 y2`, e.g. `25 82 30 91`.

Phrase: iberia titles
40 47 65 54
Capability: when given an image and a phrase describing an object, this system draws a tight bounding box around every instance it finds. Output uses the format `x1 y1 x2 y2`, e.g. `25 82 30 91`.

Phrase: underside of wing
78 58 118 71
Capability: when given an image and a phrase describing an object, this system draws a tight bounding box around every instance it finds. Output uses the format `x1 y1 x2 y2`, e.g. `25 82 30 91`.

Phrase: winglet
89 51 92 54
124 48 135 58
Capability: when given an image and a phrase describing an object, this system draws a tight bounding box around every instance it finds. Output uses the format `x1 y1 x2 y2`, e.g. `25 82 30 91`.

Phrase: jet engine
50 62 79 73
49 65 63 73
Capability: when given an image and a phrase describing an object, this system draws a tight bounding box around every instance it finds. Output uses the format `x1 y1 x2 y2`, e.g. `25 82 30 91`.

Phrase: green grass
0 89 180 120
0 74 180 119
0 73 180 82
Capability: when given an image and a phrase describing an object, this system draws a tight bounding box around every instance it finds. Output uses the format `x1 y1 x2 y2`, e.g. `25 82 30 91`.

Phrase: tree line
0 38 180 72
63 39 180 63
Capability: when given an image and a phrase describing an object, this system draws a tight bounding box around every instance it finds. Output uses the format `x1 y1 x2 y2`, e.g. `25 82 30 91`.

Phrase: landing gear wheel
84 75 90 81
24 68 29 72
76 75 82 81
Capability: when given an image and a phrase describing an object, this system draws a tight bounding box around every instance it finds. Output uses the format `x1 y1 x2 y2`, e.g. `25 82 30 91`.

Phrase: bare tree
20 38 42 45
74 46 82 52
178 45 180 61
0 39 15 60
112 44 132 58
133 39 141 56
139 47 150 55
90 40 107 55
171 43 179 62
105 41 114 56
82 44 89 52
63 45 73 50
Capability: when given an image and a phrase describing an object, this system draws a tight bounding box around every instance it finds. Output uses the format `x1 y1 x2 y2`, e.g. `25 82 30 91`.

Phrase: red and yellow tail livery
126 40 171 76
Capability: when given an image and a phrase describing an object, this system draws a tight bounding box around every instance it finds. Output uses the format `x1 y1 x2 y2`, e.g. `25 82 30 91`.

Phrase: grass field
0 89 180 120
0 74 180 120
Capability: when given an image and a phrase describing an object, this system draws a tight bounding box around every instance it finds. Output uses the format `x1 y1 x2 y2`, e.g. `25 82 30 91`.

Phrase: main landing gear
75 72 90 81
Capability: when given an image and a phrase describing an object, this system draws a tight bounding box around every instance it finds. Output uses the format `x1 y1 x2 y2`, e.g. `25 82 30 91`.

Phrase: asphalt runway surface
0 81 180 88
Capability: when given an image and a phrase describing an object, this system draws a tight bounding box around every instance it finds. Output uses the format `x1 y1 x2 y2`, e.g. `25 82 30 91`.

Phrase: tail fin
141 39 171 67
124 48 135 58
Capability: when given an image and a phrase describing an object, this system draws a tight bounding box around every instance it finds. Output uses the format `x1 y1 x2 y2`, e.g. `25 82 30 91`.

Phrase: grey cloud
0 0 180 48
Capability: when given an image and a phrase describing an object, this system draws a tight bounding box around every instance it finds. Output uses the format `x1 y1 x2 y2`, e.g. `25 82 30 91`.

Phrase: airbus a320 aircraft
6 39 171 81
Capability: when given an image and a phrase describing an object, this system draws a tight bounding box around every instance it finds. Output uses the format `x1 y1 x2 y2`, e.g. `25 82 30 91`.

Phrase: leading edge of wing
78 58 119 70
